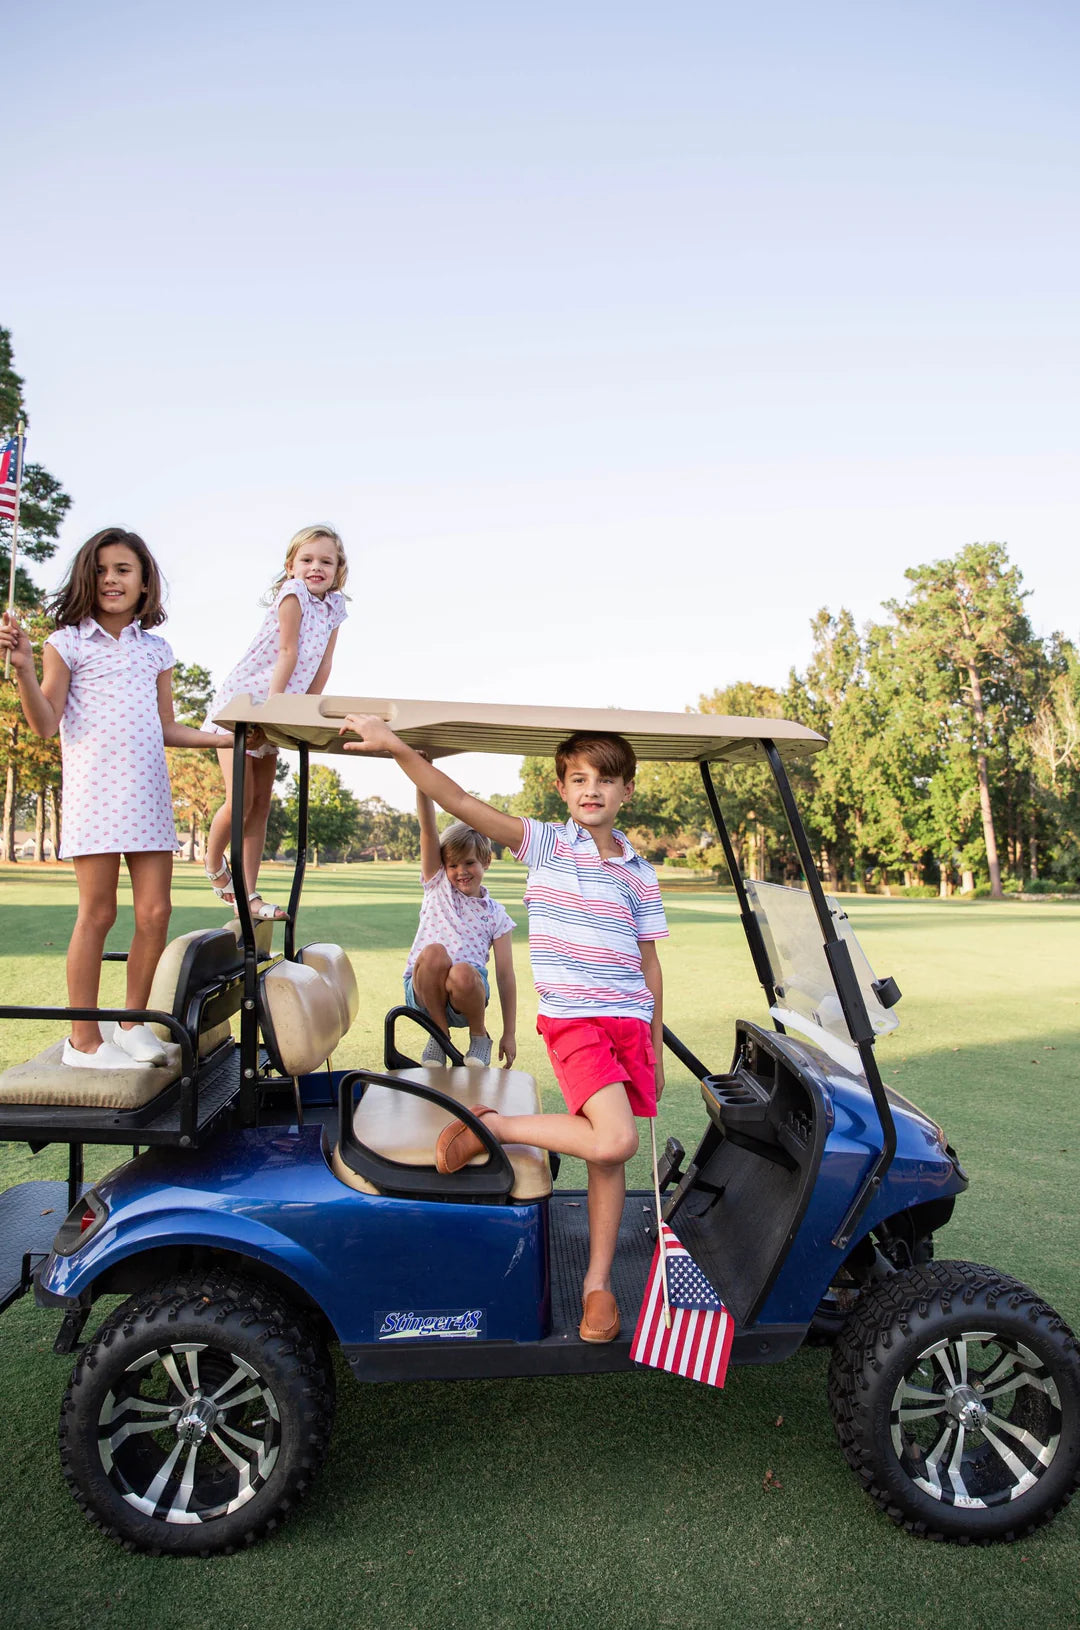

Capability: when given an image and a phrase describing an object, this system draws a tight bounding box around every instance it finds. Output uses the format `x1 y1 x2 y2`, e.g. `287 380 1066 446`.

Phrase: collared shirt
404 868 516 977
511 817 668 1021
45 616 177 857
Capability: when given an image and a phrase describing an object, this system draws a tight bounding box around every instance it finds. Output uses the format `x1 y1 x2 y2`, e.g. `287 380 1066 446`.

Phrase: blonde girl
203 525 348 919
0 527 227 1069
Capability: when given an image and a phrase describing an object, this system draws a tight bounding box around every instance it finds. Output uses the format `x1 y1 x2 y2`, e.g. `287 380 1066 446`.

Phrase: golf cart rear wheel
828 1260 1080 1543
59 1272 335 1555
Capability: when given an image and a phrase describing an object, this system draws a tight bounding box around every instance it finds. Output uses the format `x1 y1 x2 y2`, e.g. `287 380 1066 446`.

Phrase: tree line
3 325 1078 894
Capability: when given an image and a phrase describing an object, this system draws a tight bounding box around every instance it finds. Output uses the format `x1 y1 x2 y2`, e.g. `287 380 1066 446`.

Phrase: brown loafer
579 1289 620 1344
435 1106 498 1173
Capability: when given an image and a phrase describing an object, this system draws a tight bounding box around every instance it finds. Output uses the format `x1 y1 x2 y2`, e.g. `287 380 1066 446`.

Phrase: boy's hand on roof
340 713 401 754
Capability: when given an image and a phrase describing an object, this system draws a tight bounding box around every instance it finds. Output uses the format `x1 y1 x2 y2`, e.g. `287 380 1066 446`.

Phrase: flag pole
3 420 26 680
649 1118 672 1329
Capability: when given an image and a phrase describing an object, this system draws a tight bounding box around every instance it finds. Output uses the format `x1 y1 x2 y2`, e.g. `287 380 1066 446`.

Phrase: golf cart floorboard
344 1191 807 1383
0 1181 79 1316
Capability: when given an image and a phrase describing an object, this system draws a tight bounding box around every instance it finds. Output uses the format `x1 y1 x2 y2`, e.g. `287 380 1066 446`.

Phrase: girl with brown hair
0 527 226 1069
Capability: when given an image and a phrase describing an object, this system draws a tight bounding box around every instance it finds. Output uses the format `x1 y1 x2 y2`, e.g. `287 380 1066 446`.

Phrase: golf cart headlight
53 1190 108 1256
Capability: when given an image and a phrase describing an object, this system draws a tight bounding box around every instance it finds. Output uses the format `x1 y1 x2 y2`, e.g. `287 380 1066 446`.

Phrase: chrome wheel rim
98 1343 281 1525
890 1328 1062 1508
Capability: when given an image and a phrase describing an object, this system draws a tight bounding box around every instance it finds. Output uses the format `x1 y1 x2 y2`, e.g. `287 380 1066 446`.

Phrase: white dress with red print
204 578 348 731
46 619 178 859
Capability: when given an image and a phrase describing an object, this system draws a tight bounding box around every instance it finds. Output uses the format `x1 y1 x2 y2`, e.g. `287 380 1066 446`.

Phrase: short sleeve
153 636 176 673
275 579 304 609
489 900 516 939
510 816 551 867
45 626 78 668
631 862 669 942
327 592 348 631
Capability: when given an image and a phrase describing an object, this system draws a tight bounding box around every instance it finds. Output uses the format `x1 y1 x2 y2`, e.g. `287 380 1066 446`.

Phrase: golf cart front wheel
59 1272 335 1555
828 1260 1080 1543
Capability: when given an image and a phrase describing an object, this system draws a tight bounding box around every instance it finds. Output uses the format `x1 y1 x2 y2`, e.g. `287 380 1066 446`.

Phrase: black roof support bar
760 739 897 1249
698 761 781 1018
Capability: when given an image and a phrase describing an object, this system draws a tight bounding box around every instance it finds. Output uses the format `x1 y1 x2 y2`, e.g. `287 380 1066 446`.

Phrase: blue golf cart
0 694 1076 1555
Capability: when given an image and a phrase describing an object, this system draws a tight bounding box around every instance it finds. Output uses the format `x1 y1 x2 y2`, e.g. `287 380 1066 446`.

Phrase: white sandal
241 892 288 922
204 857 236 905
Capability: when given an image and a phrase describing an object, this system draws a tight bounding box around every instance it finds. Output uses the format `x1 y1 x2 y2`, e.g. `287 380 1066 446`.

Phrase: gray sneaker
465 1035 493 1068
422 1035 449 1065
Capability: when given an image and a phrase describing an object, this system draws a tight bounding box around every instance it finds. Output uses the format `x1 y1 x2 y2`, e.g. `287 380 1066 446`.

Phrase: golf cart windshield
744 881 898 1071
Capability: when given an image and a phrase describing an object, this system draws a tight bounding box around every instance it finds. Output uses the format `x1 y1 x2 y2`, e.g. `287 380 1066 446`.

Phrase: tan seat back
298 943 359 1030
148 920 273 1054
259 960 345 1077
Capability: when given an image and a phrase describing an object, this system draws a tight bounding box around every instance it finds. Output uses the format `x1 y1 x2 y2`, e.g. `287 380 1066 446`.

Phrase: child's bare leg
205 746 238 882
244 753 280 902
411 944 453 1040
68 854 121 1051
485 1082 639 1165
583 1159 628 1296
122 852 173 1018
446 962 486 1038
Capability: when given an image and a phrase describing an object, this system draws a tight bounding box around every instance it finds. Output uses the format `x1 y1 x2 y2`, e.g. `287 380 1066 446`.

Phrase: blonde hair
267 525 348 600
441 822 492 868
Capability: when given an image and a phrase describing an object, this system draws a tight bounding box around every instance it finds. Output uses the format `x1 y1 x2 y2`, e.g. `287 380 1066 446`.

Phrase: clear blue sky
8 2 1078 805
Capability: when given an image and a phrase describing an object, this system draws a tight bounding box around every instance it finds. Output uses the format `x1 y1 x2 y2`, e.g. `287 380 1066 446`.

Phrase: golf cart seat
258 957 349 1077
297 942 359 1033
331 1066 553 1202
0 921 273 1111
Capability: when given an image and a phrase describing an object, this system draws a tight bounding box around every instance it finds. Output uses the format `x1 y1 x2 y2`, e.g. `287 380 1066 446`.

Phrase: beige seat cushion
148 920 273 1054
335 1065 552 1202
0 1040 182 1109
260 960 344 1076
299 943 359 1029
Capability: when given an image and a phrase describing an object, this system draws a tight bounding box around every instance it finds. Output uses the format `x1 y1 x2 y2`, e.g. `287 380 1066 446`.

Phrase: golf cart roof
212 694 826 765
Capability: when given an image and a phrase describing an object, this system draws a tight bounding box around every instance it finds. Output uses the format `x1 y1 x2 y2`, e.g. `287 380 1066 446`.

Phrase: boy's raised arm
416 786 443 881
342 715 526 853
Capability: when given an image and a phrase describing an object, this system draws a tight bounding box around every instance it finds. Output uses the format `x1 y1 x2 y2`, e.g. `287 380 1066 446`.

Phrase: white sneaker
112 1022 167 1066
62 1039 135 1071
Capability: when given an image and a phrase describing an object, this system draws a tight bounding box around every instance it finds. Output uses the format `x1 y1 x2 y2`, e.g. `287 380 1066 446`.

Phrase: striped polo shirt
511 817 668 1022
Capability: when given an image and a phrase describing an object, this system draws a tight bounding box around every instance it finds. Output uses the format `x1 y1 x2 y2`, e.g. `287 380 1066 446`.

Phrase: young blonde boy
343 715 667 1346
405 789 518 1069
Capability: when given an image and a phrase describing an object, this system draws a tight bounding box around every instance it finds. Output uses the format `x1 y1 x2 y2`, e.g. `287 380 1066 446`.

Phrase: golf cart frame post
696 748 898 1250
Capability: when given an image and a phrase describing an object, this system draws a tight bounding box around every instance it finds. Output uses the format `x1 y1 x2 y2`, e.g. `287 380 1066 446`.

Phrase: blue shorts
403 962 490 1029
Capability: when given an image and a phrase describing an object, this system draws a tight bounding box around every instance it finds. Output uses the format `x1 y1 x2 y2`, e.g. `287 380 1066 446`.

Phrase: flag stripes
631 1224 734 1388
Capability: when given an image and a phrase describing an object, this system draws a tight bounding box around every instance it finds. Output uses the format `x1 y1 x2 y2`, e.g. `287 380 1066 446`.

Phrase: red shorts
537 1014 658 1119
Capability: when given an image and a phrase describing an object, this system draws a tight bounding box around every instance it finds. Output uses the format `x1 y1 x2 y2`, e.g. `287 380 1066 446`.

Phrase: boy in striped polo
342 714 667 1345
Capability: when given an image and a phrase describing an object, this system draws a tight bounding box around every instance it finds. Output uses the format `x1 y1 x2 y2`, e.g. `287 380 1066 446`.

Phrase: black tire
828 1260 1080 1543
59 1271 336 1555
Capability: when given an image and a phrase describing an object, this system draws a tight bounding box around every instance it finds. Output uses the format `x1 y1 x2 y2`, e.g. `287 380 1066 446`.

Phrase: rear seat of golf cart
0 918 549 1206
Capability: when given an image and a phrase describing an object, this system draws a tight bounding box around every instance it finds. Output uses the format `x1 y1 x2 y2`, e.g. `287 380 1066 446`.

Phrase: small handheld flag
631 1222 735 1388
0 436 21 521
3 424 26 679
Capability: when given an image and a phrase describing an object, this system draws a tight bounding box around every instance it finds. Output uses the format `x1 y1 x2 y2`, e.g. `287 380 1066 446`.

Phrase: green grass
0 864 1078 1629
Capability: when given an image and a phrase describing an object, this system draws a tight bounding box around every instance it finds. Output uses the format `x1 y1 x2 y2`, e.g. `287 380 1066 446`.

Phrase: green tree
886 544 1036 900
0 327 73 606
171 661 214 726
286 764 359 865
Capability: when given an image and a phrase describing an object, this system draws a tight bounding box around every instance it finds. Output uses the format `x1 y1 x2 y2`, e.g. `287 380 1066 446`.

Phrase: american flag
631 1223 734 1388
0 437 21 521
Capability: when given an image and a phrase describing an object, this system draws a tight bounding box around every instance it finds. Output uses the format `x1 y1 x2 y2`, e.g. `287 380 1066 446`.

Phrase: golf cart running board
342 1192 805 1383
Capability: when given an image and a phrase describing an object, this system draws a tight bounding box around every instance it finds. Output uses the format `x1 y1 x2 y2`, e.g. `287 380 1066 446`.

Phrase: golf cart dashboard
701 1022 826 1173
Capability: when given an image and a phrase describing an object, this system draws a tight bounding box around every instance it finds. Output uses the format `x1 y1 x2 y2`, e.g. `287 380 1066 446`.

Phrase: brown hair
440 822 492 868
554 731 637 783
266 524 348 601
46 528 167 629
